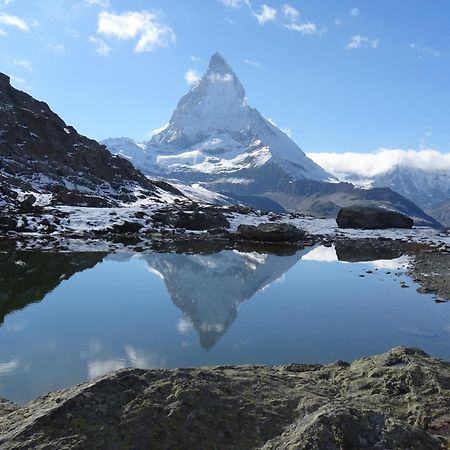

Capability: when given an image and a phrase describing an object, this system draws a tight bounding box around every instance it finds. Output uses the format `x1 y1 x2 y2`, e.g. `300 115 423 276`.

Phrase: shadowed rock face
0 72 181 208
0 347 448 449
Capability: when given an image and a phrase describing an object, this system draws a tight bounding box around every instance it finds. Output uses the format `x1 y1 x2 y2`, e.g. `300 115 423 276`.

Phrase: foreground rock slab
0 347 448 449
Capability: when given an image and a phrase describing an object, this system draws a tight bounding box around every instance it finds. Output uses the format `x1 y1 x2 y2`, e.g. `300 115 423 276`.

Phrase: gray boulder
337 206 414 229
0 347 447 449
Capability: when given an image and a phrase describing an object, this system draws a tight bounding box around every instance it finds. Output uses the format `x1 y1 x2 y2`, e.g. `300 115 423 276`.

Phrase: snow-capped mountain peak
151 52 248 148
105 52 333 184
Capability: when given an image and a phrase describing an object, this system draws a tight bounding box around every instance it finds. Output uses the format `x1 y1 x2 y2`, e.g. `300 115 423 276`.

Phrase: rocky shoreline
0 347 448 449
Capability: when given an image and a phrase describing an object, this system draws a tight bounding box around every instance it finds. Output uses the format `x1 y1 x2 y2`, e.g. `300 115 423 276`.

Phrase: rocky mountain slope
0 73 183 209
0 347 448 449
104 53 441 227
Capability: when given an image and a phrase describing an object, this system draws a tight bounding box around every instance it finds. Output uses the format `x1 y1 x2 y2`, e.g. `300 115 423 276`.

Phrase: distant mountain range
0 52 444 229
103 53 441 228
308 152 450 226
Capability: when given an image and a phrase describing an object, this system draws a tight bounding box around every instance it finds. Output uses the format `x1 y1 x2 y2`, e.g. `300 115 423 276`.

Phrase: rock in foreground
0 347 448 449
337 206 414 229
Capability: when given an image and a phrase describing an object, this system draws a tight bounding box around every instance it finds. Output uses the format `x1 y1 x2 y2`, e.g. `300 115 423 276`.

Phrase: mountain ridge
103 53 441 228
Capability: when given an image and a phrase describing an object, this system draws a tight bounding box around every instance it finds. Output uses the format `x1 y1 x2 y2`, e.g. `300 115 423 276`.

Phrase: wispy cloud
8 58 33 71
89 36 111 55
85 0 110 8
10 75 31 91
307 148 450 178
282 4 299 20
50 44 65 53
97 10 176 53
282 3 324 36
254 4 277 24
220 0 250 7
190 55 201 62
347 35 380 50
350 7 360 17
244 58 260 67
184 69 201 86
0 13 29 31
409 43 441 58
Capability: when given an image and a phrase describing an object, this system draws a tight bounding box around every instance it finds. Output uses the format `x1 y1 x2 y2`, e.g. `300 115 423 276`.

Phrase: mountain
0 73 182 209
371 167 450 226
426 198 450 228
104 53 441 228
141 249 305 349
306 155 450 226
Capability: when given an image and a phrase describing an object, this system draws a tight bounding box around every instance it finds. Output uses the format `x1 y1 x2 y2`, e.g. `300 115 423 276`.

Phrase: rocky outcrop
0 72 183 208
237 222 306 243
336 206 414 229
0 347 448 449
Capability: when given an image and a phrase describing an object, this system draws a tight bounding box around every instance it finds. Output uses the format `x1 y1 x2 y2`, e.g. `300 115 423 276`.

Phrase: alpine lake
0 241 449 404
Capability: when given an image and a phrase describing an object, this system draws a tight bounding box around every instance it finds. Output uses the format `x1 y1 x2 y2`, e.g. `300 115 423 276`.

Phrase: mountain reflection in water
0 244 448 404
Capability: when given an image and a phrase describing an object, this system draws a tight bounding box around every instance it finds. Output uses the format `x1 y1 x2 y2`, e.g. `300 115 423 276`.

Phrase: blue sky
1 0 449 154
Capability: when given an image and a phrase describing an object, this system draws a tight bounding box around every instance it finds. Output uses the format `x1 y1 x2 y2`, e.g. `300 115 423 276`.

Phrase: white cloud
282 4 324 36
97 11 176 53
409 43 441 58
124 345 165 369
190 55 201 61
244 58 260 67
285 21 322 35
85 0 110 8
8 58 33 71
254 4 277 24
88 359 125 379
0 28 6 36
0 13 29 31
177 317 193 334
282 4 299 19
89 36 111 55
10 75 31 91
220 0 250 7
51 44 65 53
307 148 450 179
350 7 360 17
347 35 380 50
0 359 19 375
184 69 201 86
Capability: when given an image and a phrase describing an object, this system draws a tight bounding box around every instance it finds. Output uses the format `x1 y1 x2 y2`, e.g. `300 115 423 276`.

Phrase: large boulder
237 222 306 242
336 206 414 229
0 347 448 449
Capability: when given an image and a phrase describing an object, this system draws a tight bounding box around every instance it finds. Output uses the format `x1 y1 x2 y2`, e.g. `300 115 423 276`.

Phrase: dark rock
110 221 144 234
337 206 414 229
0 347 447 449
237 222 306 243
0 71 184 209
52 191 117 208
0 216 18 232
153 208 230 231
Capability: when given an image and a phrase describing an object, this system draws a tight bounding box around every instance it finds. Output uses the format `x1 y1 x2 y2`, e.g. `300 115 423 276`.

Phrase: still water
0 244 449 404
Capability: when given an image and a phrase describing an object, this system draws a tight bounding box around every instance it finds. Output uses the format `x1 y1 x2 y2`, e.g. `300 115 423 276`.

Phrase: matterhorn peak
208 52 233 74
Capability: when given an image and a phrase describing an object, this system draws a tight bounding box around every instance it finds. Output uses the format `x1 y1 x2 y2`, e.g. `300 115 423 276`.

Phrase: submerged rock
0 347 448 449
337 206 414 229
